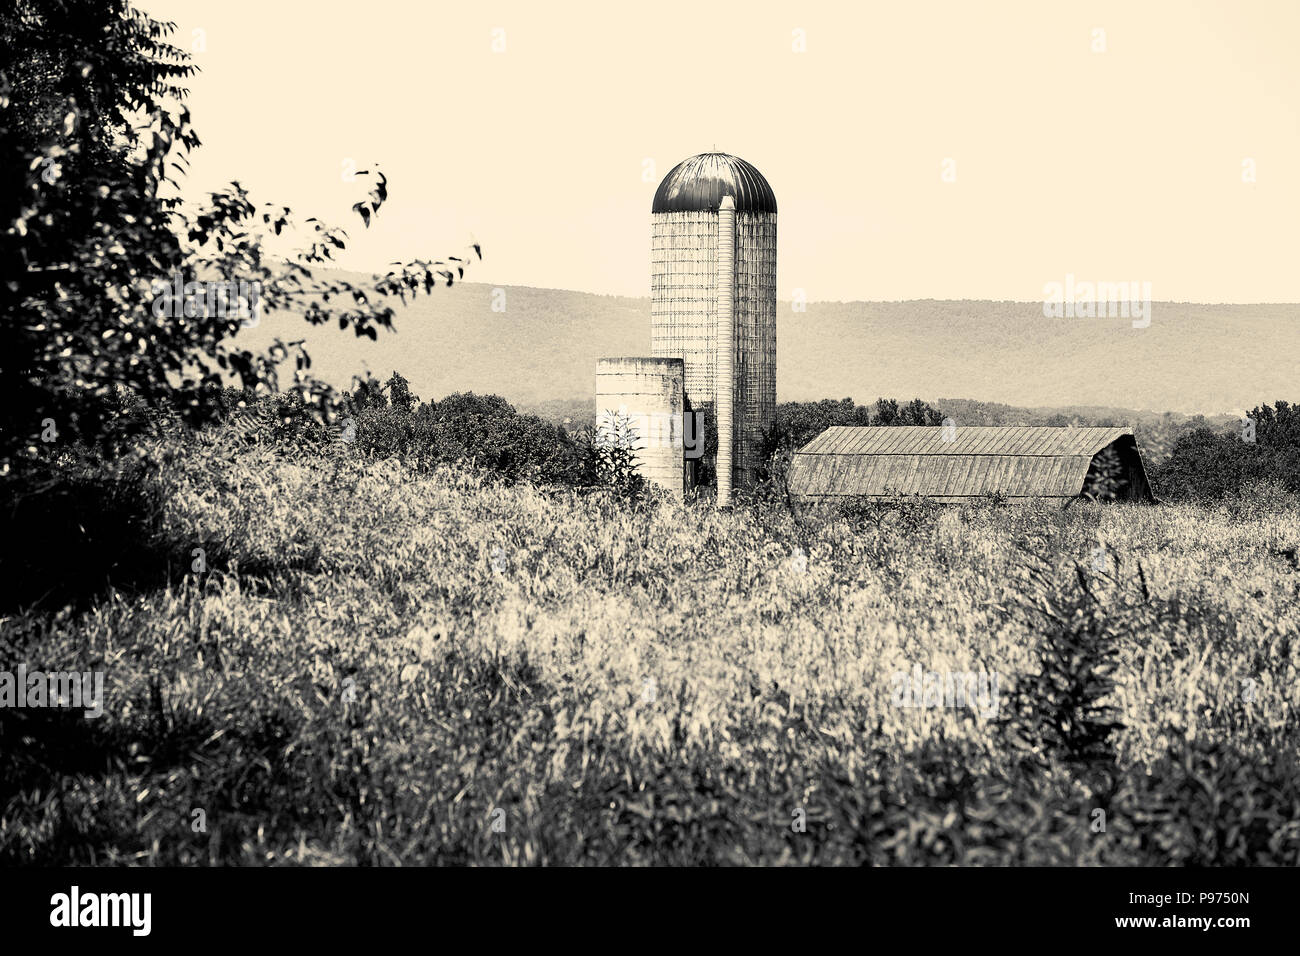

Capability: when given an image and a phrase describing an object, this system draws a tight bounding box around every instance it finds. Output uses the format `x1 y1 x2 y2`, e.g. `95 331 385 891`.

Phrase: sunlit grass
2 445 1298 864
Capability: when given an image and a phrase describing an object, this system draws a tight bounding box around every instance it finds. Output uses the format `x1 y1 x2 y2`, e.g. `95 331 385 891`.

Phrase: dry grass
2 444 1299 864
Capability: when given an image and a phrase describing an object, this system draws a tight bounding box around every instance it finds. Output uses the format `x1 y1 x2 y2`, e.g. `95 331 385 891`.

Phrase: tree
1 0 479 472
430 392 516 421
899 397 944 426
2 0 197 462
349 375 388 411
1149 425 1300 499
768 396 944 455
1249 400 1300 449
385 371 418 413
873 398 900 425
770 398 868 453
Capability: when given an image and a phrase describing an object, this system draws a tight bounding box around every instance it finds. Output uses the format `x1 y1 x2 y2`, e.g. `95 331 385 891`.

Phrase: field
3 441 1300 865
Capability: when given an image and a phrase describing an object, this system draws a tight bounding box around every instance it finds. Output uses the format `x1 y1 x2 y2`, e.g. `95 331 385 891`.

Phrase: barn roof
789 426 1146 500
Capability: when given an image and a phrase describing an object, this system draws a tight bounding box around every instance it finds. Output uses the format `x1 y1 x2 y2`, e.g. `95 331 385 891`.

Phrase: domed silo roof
651 152 777 214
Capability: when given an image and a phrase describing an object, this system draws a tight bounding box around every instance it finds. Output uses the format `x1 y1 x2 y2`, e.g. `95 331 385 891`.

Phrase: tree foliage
384 371 418 414
766 396 944 455
1150 403 1300 500
1 0 478 472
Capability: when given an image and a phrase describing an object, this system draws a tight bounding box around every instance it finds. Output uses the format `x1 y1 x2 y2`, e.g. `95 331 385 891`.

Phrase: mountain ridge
238 277 1299 416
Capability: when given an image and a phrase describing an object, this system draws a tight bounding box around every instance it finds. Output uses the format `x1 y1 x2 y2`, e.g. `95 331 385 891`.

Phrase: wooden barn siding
789 453 1097 498
788 426 1165 500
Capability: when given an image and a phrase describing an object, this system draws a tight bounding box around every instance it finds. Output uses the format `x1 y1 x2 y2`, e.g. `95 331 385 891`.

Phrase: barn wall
788 427 1157 503
788 452 1093 498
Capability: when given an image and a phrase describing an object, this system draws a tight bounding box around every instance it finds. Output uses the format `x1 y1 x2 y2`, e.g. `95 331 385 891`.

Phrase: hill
240 277 1299 416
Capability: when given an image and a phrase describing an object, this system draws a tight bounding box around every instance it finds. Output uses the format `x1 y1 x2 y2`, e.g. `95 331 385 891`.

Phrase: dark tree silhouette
385 371 418 413
1 0 478 471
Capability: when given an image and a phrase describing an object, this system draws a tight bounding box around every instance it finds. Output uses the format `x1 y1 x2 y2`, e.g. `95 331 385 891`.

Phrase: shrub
834 493 942 536
1122 733 1300 865
0 450 169 611
428 392 517 421
1000 561 1125 788
347 402 580 486
1223 477 1296 520
1151 426 1300 500
583 410 648 498
206 389 334 452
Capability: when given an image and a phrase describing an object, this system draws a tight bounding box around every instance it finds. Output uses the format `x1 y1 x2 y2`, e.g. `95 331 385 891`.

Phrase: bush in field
205 388 335 449
428 412 578 485
586 410 648 498
835 493 944 536
0 450 168 611
1124 733 1300 865
1151 402 1300 500
197 386 655 493
340 390 658 492
428 391 517 421
350 400 579 486
1224 478 1297 518
1000 560 1126 785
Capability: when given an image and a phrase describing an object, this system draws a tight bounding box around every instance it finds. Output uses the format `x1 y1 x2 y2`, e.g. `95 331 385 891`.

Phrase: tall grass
2 440 1298 864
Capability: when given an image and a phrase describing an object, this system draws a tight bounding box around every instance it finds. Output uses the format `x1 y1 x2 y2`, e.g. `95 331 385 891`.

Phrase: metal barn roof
652 152 777 215
789 426 1153 501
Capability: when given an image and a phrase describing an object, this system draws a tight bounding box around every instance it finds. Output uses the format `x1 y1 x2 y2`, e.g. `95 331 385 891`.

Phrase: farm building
599 151 777 504
598 150 1159 509
650 151 778 494
788 426 1155 503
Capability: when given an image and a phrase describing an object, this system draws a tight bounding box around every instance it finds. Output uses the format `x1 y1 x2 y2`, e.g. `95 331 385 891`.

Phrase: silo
594 357 686 496
650 152 777 497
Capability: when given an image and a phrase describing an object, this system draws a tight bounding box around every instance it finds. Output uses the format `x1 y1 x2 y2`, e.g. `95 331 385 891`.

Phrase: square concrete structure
595 357 687 497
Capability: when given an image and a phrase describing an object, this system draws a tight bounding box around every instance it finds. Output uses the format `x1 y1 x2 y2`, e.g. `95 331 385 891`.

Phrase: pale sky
142 0 1299 302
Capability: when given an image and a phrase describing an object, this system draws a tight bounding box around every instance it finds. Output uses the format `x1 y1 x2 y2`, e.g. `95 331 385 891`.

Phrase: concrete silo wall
733 213 777 482
650 211 718 401
650 211 776 483
595 357 686 497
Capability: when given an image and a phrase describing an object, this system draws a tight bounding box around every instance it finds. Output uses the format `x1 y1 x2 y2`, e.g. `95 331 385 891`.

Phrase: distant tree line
934 398 1234 465
202 386 1299 502
766 397 944 455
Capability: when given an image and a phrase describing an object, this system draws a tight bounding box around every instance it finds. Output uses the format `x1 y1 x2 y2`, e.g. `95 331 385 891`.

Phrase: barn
788 426 1155 503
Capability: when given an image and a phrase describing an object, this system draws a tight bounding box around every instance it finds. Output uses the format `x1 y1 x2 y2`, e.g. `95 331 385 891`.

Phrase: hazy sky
142 0 1299 302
